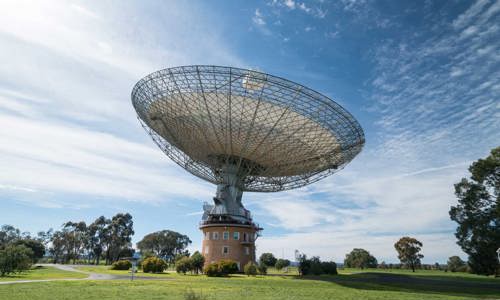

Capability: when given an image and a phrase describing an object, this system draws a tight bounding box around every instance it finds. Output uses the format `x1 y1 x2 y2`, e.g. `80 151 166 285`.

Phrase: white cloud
284 0 296 10
254 163 470 263
252 9 266 26
298 2 311 13
452 0 489 29
0 113 212 202
0 1 243 207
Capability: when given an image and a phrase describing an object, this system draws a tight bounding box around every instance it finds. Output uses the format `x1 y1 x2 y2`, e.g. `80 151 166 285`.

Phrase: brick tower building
199 202 261 270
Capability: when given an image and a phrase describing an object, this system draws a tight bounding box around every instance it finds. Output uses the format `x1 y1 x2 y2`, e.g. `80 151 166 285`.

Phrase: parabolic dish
132 65 364 192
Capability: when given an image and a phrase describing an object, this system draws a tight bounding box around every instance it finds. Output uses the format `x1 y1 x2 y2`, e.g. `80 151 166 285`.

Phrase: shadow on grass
296 272 500 298
0 266 48 279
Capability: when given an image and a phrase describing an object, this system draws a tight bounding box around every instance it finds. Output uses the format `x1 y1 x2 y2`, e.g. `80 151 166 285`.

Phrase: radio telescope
132 65 364 268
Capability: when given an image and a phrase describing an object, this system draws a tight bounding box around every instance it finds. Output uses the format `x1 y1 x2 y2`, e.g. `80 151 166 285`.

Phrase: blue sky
0 0 499 263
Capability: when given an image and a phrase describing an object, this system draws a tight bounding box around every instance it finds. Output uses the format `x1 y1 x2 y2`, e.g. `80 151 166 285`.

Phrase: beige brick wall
200 225 257 271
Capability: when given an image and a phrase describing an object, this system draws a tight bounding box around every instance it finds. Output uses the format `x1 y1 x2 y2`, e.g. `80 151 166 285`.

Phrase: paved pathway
0 264 171 285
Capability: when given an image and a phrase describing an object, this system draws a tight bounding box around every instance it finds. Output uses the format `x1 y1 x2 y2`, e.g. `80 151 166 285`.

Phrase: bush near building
142 256 167 273
176 256 192 274
244 262 257 276
257 263 267 275
203 259 238 277
190 251 205 274
111 260 132 270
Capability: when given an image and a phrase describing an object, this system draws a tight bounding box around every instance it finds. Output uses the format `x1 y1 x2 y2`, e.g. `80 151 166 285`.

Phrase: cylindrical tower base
200 223 259 271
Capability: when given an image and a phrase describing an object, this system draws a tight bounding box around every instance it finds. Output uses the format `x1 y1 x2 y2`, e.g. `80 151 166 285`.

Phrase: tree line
1 212 194 272
259 235 467 275
50 213 134 265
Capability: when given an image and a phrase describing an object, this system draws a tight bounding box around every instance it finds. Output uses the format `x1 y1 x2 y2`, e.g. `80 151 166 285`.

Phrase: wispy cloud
284 0 296 10
0 0 243 207
267 0 327 18
252 9 266 26
367 0 500 169
251 0 500 263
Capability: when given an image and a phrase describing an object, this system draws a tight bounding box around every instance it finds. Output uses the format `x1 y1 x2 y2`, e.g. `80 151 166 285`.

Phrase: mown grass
0 266 498 300
76 265 174 277
0 265 87 282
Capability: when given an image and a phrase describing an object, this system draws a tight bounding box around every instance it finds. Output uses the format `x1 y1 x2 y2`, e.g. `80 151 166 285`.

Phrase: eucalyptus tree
394 237 424 272
449 147 499 275
137 230 191 262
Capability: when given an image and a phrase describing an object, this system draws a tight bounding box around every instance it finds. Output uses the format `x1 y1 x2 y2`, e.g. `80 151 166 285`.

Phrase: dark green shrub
0 244 33 276
257 263 267 275
176 256 192 274
13 239 45 263
204 260 238 277
275 258 291 271
447 256 466 272
218 259 238 275
321 261 338 275
259 253 277 266
142 256 167 273
298 254 311 275
111 260 132 270
244 261 257 276
310 256 323 275
190 251 205 274
204 262 221 277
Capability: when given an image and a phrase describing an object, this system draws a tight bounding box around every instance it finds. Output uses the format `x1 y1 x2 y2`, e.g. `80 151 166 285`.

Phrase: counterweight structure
132 65 364 269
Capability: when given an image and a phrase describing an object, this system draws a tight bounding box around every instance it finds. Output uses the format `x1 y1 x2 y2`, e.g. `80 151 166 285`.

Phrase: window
204 246 209 254
222 246 229 255
223 231 229 240
244 247 250 255
243 232 248 242
205 232 210 240
233 231 240 240
212 232 219 240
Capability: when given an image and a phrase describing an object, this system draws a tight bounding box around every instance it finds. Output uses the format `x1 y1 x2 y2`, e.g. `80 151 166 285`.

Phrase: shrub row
175 251 205 274
204 259 238 277
111 260 132 270
142 256 167 273
243 261 267 276
298 255 337 276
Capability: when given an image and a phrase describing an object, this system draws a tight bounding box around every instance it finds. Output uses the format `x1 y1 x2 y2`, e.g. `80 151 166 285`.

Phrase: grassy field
0 265 498 300
0 265 87 282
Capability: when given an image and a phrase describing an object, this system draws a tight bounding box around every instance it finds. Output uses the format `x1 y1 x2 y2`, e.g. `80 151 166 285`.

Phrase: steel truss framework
132 65 364 192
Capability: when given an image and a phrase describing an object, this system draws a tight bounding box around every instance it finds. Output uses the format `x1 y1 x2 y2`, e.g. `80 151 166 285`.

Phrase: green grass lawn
0 266 498 300
76 265 174 278
0 265 87 282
